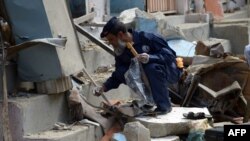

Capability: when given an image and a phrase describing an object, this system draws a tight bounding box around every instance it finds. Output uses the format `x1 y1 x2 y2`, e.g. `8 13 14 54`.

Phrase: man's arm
103 57 127 92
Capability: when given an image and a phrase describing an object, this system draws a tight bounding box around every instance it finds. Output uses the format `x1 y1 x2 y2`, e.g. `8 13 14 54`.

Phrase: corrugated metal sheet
147 0 176 13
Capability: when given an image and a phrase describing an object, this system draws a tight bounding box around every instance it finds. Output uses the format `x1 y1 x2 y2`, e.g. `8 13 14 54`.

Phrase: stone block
123 121 150 141
212 23 250 54
0 93 69 141
203 38 232 53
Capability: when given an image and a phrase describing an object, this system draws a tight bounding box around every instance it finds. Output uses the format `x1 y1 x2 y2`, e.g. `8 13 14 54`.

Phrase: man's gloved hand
93 86 105 96
137 53 149 64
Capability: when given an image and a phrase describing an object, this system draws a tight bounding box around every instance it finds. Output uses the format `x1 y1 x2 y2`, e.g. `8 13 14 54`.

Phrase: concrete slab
160 15 185 26
177 23 210 42
23 125 102 141
0 93 69 141
211 22 250 54
151 136 180 141
185 13 210 23
135 107 212 138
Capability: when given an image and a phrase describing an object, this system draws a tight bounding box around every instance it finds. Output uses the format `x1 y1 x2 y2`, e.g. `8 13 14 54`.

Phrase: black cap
100 17 119 38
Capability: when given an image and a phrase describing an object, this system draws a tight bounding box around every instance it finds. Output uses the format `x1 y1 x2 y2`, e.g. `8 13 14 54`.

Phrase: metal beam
74 23 114 56
80 22 107 27
73 12 96 25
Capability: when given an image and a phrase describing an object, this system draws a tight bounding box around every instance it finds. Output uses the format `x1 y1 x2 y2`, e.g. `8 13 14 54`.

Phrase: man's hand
137 53 149 64
93 86 105 96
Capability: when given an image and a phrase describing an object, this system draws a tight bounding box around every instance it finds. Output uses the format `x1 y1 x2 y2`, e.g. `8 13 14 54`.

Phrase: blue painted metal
68 0 86 18
4 0 52 43
4 0 62 81
110 0 145 13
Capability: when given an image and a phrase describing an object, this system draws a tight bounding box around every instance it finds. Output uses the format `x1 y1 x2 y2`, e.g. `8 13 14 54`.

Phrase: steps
0 92 104 141
23 125 102 141
0 93 69 140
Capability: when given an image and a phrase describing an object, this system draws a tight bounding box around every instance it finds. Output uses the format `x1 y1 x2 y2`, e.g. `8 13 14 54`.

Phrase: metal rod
74 23 114 56
81 65 112 106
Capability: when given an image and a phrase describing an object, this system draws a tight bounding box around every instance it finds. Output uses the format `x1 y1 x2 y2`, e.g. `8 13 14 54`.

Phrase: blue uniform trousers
143 63 171 111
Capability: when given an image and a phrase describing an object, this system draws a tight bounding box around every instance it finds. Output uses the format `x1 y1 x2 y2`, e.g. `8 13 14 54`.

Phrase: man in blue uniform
95 17 182 114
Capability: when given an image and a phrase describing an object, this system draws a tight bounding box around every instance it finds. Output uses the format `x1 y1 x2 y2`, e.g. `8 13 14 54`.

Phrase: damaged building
1 0 250 141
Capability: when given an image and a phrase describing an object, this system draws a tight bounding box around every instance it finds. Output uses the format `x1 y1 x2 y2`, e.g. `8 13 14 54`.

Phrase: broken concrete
123 121 151 141
81 83 133 107
203 38 232 53
135 107 212 138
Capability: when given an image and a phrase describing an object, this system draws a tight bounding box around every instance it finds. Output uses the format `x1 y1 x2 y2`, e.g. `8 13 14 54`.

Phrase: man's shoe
154 107 172 115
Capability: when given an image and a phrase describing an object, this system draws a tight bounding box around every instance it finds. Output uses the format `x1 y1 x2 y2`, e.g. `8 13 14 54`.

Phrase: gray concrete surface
224 9 249 20
177 23 210 41
135 107 212 138
0 93 69 141
185 13 210 23
161 15 185 26
23 125 102 141
80 40 114 74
